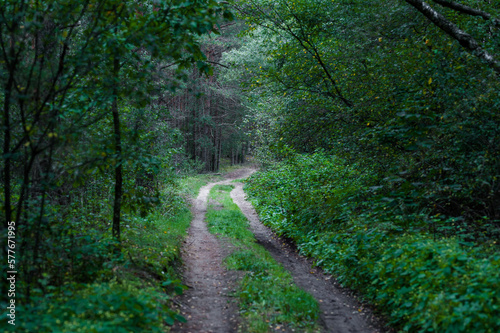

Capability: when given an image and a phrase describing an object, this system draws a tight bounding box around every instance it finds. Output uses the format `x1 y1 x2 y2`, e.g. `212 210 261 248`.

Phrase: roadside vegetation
0 1 241 331
206 184 320 332
11 168 247 332
245 154 499 332
12 188 186 331
11 171 223 332
2 0 499 332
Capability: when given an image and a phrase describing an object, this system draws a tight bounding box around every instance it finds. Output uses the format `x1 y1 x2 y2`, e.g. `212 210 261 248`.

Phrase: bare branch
160 61 180 70
206 60 229 68
405 0 500 74
218 22 237 29
431 0 500 27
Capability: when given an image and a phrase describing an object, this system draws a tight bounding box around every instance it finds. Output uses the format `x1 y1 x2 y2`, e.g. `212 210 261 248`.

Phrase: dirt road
172 168 386 333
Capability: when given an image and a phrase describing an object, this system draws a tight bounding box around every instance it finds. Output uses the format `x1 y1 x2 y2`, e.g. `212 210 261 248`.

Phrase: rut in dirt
231 182 385 333
171 168 256 333
173 167 385 333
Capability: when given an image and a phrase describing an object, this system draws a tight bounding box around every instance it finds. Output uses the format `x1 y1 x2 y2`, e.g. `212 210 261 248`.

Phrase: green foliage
206 184 320 332
123 208 192 281
246 158 500 332
0 174 194 332
298 230 500 332
232 0 500 228
0 0 232 326
233 3 500 329
15 280 186 333
245 151 371 237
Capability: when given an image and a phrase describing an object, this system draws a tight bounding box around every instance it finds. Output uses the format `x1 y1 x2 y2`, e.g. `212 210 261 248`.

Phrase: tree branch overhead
405 0 500 74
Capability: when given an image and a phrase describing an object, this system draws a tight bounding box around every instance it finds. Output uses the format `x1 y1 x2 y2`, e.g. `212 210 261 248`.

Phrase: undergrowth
205 184 320 332
245 152 500 333
6 177 205 333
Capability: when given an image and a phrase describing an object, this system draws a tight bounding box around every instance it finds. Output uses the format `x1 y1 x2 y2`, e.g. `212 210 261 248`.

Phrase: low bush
245 152 500 332
17 281 184 333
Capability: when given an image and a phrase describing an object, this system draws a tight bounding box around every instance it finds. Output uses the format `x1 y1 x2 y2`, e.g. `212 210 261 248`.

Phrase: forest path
171 167 257 333
231 182 385 333
173 167 385 333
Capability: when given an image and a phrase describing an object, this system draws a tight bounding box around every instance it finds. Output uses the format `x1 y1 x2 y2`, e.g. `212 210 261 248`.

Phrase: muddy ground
171 168 388 333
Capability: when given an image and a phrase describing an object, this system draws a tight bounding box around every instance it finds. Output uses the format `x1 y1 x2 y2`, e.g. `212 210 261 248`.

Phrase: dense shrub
17 281 183 333
245 152 372 235
246 153 500 332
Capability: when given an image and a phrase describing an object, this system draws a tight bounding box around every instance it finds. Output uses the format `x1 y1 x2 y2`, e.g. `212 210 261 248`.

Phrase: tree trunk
217 131 222 172
112 55 122 246
3 72 13 228
1 63 14 300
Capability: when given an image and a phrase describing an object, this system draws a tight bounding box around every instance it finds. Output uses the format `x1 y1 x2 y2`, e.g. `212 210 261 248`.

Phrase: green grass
176 158 254 197
219 157 254 174
231 178 248 183
122 208 191 281
177 173 224 198
205 185 320 332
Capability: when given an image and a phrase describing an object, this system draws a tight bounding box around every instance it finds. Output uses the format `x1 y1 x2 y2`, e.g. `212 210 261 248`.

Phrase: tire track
171 168 256 333
173 167 386 333
230 182 386 333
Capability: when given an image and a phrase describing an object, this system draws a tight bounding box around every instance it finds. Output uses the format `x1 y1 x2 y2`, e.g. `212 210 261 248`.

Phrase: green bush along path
244 156 500 333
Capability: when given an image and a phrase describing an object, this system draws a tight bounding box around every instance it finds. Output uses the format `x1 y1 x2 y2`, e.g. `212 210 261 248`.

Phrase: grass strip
177 173 224 198
206 184 320 333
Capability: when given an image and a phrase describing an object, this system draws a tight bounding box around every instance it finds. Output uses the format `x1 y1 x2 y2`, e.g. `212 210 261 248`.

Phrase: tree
0 0 232 300
157 19 250 173
405 0 500 73
232 0 500 233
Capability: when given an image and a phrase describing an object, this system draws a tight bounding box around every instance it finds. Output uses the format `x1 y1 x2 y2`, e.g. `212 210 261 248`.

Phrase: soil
171 168 257 333
172 167 389 333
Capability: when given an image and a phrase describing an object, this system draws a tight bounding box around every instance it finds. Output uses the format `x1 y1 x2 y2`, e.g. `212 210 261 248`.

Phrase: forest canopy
231 0 500 228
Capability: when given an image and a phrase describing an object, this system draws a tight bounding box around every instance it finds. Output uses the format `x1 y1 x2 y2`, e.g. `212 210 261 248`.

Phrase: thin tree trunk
112 55 122 245
217 131 222 172
192 93 196 161
29 142 55 301
1 65 14 300
3 73 14 227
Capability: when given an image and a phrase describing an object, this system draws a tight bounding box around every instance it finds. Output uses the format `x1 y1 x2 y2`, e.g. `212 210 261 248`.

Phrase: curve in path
173 167 385 333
